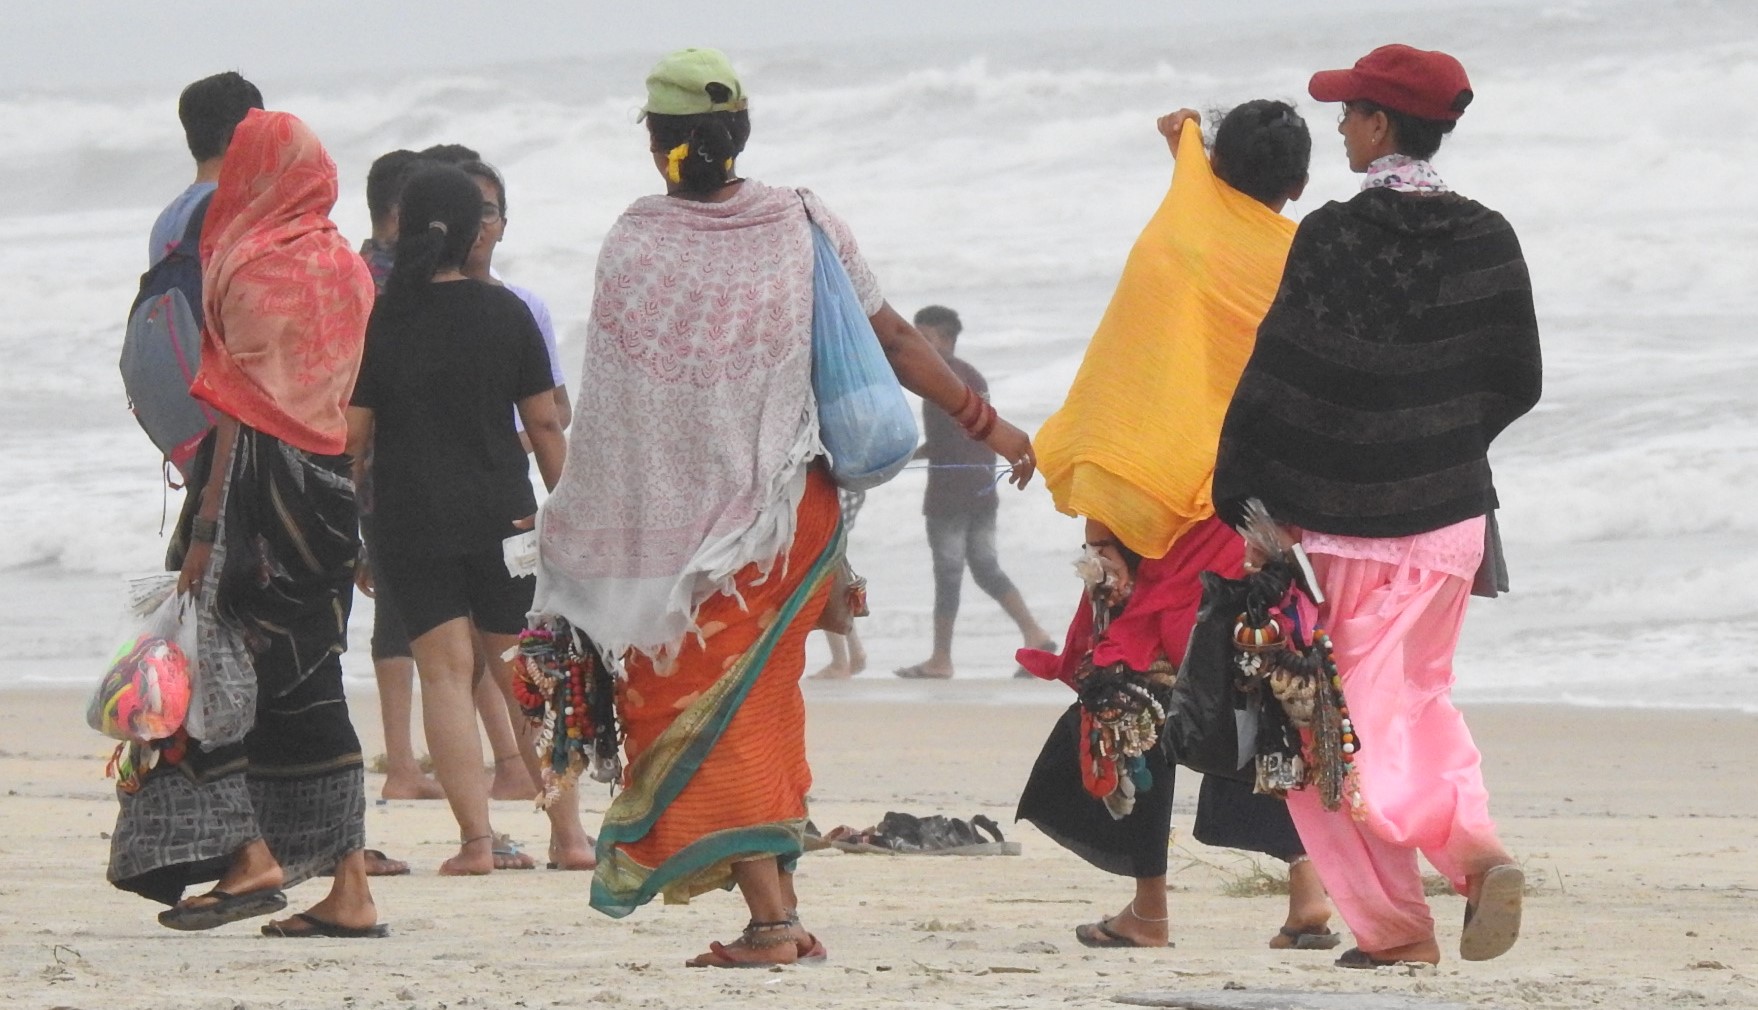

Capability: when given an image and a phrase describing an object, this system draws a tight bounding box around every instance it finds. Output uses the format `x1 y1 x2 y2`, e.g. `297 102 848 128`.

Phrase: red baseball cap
1309 44 1473 122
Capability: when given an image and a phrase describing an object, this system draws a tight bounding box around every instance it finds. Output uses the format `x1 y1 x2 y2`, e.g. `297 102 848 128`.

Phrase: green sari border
591 819 807 918
589 515 844 918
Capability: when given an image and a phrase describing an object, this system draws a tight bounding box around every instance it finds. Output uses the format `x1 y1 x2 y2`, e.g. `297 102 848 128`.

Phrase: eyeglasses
1338 101 1378 124
480 202 503 224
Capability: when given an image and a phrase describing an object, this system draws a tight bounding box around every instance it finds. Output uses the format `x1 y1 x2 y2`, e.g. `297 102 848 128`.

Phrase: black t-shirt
923 355 999 517
352 280 555 556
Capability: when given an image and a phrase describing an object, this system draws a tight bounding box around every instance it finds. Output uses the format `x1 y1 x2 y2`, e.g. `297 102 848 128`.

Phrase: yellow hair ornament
665 142 691 184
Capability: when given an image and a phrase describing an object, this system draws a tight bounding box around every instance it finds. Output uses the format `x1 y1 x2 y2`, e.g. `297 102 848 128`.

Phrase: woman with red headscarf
107 109 387 938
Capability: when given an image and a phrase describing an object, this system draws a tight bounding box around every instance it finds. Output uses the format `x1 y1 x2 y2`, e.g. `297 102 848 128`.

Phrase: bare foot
488 762 539 802
381 772 445 801
810 662 855 680
271 891 379 933
1363 937 1441 965
894 661 954 680
1272 857 1336 947
846 641 867 674
1076 903 1169 947
178 839 284 909
548 836 598 871
685 924 808 967
438 834 516 876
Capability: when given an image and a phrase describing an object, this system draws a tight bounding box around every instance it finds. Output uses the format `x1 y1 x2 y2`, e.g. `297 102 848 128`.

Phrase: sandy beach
2 681 1753 1010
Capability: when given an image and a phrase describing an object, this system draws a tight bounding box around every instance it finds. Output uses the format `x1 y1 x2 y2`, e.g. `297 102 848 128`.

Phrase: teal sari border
589 516 844 917
589 821 804 919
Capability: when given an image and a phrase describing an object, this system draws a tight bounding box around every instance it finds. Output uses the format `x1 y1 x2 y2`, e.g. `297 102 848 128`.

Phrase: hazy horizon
5 0 1538 93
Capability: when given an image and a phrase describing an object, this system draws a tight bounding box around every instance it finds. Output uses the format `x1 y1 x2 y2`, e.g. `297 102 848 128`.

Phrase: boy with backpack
124 73 263 480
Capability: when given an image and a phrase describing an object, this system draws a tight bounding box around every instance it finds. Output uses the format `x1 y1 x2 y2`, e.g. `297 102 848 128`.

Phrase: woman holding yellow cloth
1017 102 1336 950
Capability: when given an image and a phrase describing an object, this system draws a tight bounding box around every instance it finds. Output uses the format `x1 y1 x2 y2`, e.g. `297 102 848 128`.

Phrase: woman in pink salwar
1212 45 1542 970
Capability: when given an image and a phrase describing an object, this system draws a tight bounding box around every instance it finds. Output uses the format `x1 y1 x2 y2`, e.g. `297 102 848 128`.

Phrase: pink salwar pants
1284 552 1507 952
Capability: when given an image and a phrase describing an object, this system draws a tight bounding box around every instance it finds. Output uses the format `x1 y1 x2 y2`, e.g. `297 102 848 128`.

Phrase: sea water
2 0 1754 709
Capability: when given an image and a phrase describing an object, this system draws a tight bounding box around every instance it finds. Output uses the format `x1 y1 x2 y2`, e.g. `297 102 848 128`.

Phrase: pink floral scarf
1361 153 1449 195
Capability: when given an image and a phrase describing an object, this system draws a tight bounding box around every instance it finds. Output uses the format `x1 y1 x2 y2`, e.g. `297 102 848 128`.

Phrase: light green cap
639 48 748 119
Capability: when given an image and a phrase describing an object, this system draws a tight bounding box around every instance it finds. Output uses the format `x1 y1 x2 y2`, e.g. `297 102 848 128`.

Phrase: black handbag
1163 570 1260 782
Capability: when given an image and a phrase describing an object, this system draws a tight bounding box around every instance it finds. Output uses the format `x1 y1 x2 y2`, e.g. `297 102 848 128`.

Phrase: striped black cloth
1212 188 1542 538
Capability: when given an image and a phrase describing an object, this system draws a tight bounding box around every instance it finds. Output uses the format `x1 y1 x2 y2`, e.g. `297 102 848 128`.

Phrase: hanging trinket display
1070 543 1177 819
1075 653 1177 818
1230 501 1363 814
511 616 623 807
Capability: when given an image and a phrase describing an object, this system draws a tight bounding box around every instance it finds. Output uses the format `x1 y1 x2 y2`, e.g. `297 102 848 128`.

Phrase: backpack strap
173 190 216 258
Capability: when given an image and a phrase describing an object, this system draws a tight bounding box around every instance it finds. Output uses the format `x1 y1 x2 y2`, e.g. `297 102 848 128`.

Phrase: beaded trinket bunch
1229 583 1362 813
511 617 622 807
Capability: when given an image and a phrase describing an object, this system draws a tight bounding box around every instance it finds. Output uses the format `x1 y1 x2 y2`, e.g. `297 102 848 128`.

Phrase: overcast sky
3 0 1531 92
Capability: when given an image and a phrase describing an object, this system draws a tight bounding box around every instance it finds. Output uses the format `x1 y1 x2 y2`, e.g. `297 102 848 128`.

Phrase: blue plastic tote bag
807 220 918 491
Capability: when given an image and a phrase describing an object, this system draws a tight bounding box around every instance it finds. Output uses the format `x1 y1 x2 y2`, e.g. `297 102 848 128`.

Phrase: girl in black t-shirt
345 165 593 876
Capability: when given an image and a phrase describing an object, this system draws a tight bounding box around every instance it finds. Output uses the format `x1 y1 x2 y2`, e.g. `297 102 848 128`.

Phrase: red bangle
966 401 998 441
950 385 983 428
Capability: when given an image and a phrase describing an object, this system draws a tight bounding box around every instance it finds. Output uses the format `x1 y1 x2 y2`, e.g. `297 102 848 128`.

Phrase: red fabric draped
189 109 372 454
1018 515 1245 685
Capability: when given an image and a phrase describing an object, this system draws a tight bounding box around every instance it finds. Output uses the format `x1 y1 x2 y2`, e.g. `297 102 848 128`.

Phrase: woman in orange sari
535 48 1034 967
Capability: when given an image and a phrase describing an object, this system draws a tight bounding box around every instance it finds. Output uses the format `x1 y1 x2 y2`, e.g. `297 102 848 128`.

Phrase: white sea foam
2 0 1753 708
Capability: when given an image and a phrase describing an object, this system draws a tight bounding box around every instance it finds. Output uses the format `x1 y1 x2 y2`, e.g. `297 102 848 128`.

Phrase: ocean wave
0 3 1753 709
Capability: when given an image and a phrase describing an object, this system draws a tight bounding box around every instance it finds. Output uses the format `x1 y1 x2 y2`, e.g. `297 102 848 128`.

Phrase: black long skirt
1016 702 1303 878
108 428 367 905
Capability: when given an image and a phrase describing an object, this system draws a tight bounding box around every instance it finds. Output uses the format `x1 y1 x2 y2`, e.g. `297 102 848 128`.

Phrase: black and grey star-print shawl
1212 188 1542 538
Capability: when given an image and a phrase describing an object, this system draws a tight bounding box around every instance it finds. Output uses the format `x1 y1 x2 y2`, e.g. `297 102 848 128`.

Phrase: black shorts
361 522 412 661
374 543 534 642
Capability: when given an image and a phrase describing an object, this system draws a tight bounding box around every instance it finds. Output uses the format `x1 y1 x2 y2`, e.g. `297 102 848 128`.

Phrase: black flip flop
1074 918 1166 948
157 888 288 931
1335 946 1412 970
261 912 389 939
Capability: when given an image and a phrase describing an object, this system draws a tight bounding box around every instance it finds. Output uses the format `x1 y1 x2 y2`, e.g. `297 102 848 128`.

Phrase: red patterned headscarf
188 109 372 455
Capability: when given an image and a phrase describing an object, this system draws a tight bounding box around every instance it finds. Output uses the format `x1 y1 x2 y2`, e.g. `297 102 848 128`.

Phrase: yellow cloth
1034 126 1296 558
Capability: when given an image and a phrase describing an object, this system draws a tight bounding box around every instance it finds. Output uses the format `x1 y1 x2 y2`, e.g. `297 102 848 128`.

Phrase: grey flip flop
157 887 288 931
1460 864 1524 961
1277 925 1343 950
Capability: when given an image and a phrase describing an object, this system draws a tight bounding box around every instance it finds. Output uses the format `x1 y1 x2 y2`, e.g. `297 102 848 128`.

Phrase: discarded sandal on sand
820 811 1020 856
1460 864 1524 961
261 912 389 939
1272 925 1342 950
157 887 287 931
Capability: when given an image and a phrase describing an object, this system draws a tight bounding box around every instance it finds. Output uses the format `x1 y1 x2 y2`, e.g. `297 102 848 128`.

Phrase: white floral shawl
535 181 882 657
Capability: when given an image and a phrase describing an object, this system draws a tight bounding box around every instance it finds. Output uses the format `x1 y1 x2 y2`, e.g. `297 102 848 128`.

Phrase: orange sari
590 467 840 915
